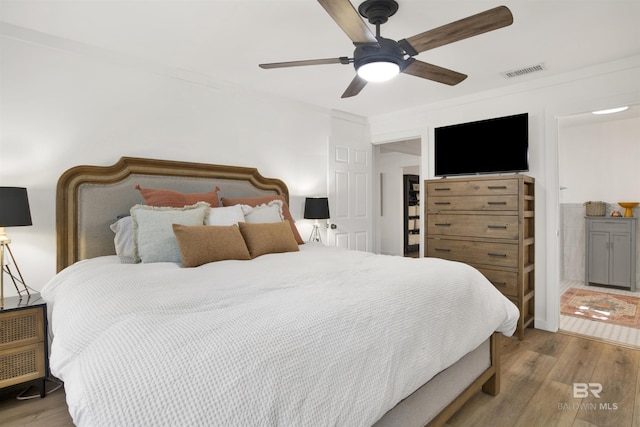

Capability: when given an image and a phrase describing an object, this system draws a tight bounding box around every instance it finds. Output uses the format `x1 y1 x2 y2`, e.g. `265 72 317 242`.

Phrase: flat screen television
434 113 529 177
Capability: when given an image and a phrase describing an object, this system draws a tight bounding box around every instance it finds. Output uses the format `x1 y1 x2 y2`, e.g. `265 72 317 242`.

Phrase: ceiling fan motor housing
354 36 406 71
358 0 399 25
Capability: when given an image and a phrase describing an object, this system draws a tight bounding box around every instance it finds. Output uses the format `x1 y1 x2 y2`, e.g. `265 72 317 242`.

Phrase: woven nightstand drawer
0 342 47 388
0 299 48 391
0 307 44 350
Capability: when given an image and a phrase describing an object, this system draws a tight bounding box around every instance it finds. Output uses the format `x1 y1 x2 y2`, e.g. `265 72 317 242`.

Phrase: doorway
374 138 421 257
557 103 640 346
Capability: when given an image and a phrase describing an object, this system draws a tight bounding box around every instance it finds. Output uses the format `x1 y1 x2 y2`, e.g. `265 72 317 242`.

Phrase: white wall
559 115 640 204
368 55 640 333
0 35 353 295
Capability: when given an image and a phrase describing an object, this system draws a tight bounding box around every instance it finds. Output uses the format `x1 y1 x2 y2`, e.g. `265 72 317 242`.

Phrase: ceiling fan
259 0 513 98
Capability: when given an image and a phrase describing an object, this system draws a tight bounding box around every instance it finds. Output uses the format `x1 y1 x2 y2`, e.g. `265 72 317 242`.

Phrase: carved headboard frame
56 157 289 271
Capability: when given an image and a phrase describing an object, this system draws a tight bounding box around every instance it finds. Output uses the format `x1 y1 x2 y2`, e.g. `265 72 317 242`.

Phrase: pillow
207 205 245 226
238 221 300 259
241 200 284 223
221 195 303 244
109 216 134 262
172 224 251 267
131 202 209 263
135 185 220 208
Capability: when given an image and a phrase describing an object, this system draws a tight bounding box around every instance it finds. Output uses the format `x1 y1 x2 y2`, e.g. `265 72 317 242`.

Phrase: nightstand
0 294 49 397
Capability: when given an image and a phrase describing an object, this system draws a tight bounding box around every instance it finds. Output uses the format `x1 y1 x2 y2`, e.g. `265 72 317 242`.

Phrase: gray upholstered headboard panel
56 157 289 271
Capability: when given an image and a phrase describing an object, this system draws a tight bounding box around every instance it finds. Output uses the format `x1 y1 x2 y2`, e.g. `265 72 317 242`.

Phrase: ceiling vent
501 63 546 79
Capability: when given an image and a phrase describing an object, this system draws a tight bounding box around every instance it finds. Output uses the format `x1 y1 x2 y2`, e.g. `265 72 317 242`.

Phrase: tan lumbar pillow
172 224 251 267
238 221 300 259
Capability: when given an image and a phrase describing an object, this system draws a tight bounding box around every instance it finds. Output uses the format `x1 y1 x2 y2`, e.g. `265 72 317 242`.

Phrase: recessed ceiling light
592 106 629 115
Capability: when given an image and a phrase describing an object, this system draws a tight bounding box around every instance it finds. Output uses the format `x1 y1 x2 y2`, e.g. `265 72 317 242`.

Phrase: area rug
561 288 640 328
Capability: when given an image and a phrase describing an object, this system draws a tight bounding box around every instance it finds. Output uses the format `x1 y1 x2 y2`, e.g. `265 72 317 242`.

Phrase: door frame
372 128 428 256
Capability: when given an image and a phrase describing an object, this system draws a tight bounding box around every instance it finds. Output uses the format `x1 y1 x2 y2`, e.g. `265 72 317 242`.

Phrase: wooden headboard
56 157 289 271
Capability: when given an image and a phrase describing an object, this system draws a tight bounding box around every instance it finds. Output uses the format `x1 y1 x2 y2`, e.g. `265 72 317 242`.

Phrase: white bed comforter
42 244 519 427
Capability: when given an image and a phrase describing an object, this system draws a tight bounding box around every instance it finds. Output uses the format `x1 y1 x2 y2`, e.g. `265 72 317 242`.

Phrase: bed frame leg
481 333 500 396
424 333 502 426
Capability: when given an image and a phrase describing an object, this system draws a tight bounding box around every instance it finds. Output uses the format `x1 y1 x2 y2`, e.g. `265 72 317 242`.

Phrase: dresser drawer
427 195 518 212
477 268 518 297
427 238 518 268
427 179 518 196
427 214 519 239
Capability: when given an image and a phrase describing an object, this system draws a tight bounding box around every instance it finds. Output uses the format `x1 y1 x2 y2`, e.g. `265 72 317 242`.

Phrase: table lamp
0 187 32 308
304 197 330 243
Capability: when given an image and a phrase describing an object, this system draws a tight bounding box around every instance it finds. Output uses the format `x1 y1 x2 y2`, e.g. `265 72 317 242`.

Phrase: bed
43 157 519 426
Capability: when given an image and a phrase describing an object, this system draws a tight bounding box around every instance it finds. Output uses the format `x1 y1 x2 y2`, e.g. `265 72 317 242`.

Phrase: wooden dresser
425 175 535 340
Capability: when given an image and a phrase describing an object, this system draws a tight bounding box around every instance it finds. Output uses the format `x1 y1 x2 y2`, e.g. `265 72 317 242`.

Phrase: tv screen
434 113 529 177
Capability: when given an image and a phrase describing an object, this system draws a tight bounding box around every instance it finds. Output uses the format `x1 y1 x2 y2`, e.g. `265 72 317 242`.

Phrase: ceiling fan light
357 61 400 82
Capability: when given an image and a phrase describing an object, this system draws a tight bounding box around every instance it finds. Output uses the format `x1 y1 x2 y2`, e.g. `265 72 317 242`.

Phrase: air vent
501 63 546 79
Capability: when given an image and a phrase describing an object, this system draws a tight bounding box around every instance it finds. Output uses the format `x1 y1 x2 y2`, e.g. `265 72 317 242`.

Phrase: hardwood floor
1 328 638 426
447 328 640 427
0 380 72 427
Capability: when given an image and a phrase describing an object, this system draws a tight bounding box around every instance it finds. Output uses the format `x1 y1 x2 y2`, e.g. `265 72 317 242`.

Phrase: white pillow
207 205 245 226
131 202 209 263
110 216 134 263
241 199 284 223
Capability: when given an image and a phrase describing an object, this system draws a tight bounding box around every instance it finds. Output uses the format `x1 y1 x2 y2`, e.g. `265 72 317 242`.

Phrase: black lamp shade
304 197 330 220
0 187 32 227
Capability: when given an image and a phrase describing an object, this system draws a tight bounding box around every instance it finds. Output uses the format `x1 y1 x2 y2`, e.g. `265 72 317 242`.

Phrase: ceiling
1 0 639 118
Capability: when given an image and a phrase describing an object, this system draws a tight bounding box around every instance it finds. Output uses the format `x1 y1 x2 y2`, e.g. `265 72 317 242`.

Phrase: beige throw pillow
221 195 304 244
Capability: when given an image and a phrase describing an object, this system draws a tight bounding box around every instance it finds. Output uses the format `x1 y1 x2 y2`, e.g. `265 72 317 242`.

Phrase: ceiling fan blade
259 57 348 69
318 0 377 44
400 6 513 55
402 60 467 86
341 75 367 98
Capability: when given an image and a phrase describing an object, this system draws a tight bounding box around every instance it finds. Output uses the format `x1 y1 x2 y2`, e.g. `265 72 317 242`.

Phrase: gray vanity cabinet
585 217 636 291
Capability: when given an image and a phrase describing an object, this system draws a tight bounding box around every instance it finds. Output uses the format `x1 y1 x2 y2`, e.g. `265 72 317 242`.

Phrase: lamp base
1 241 30 309
308 223 323 244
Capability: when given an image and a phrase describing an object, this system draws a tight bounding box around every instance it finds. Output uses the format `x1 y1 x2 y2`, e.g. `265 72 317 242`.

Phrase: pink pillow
136 185 220 208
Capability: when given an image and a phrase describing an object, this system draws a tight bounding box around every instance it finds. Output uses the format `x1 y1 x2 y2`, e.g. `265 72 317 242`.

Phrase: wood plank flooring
1 329 638 427
447 328 640 427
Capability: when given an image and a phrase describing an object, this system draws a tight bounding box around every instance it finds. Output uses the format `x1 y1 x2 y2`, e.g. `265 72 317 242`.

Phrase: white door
327 136 373 251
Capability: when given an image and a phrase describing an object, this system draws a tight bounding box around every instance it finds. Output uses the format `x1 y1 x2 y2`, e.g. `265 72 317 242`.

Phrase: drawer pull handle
487 201 507 205
434 248 451 252
492 281 507 287
434 202 451 205
434 187 451 191
488 186 508 190
434 223 451 227
487 225 508 229
488 253 507 257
